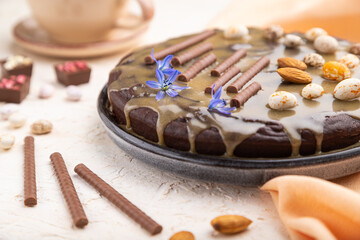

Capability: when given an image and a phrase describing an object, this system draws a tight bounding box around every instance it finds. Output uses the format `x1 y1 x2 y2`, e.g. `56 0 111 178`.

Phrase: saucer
13 14 152 58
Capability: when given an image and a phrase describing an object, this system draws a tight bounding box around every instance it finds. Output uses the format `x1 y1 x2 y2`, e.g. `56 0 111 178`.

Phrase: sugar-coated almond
305 27 328 42
66 85 82 101
338 54 360 70
264 25 284 41
303 53 325 68
0 135 15 150
211 215 252 234
9 113 26 128
1 103 19 120
314 35 338 54
268 91 297 110
301 83 324 100
277 68 312 84
284 34 303 48
323 61 351 81
169 231 195 240
278 57 307 70
224 25 249 39
31 120 53 135
333 78 360 100
39 84 55 99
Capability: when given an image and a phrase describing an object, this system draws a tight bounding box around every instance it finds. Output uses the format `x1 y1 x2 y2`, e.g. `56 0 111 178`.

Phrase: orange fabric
261 175 360 240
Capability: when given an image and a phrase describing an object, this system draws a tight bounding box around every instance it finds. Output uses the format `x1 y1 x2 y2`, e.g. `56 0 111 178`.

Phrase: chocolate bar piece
74 163 162 235
178 53 217 82
54 61 91 86
0 75 31 103
24 136 37 207
0 55 33 77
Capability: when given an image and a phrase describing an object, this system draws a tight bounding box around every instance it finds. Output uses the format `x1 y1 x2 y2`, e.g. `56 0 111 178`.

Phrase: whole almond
169 231 195 240
211 215 252 234
278 57 307 70
277 67 312 84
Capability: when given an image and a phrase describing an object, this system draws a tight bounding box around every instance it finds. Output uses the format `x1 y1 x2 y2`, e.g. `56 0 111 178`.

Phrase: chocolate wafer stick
171 42 213 66
205 65 241 94
178 53 217 82
50 153 88 228
226 56 270 93
24 136 37 207
230 82 262 108
74 164 162 235
144 29 216 64
211 48 247 77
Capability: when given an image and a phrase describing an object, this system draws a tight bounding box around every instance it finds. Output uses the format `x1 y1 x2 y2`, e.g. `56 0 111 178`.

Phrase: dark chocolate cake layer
108 28 360 158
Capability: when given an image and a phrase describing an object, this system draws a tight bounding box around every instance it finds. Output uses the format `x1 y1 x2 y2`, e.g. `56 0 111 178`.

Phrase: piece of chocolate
171 42 213 67
0 75 31 103
54 61 91 86
24 136 37 207
1 55 33 77
205 65 241 94
178 53 217 82
74 163 162 235
226 56 270 93
230 82 262 107
211 48 247 77
50 153 88 228
144 29 216 64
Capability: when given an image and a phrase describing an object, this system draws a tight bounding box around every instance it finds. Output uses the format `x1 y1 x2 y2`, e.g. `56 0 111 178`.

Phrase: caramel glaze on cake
107 28 360 158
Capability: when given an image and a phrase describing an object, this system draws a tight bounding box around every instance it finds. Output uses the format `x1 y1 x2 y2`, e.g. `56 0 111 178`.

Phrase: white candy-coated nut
333 78 360 100
268 91 297 110
303 53 325 68
39 84 55 99
284 34 303 48
31 120 53 135
264 25 284 41
9 113 26 128
301 83 324 100
1 103 19 120
305 27 328 42
66 85 82 101
4 55 32 70
224 25 249 39
0 135 15 150
338 54 360 70
314 35 338 54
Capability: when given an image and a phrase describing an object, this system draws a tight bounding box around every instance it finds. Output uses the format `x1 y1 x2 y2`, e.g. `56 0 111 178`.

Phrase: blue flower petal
156 90 165 100
161 55 173 69
166 70 180 84
219 107 236 112
216 108 232 115
162 68 179 76
166 89 178 98
170 84 188 90
209 99 225 109
146 80 162 89
214 86 222 100
151 49 158 64
155 69 165 87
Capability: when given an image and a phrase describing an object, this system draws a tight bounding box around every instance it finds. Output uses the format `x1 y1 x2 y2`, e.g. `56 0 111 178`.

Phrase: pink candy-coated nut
74 61 87 69
16 75 27 84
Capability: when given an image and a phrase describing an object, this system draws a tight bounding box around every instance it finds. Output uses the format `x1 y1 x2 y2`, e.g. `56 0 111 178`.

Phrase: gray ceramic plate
98 84 360 186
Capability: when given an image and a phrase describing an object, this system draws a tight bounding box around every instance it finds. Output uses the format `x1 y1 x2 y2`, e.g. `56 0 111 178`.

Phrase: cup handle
135 0 155 21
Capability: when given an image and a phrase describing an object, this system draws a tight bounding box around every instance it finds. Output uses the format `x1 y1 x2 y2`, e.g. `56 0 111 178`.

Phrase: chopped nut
31 120 53 135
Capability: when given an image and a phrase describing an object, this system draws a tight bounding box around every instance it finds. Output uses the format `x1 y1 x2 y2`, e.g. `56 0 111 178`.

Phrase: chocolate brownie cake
107 26 360 158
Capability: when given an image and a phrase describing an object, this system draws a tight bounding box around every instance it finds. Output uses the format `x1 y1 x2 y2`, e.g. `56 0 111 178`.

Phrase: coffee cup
27 0 154 44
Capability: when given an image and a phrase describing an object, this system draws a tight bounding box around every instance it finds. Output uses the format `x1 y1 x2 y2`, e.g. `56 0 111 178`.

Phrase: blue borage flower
208 85 236 115
150 49 177 75
146 69 188 100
